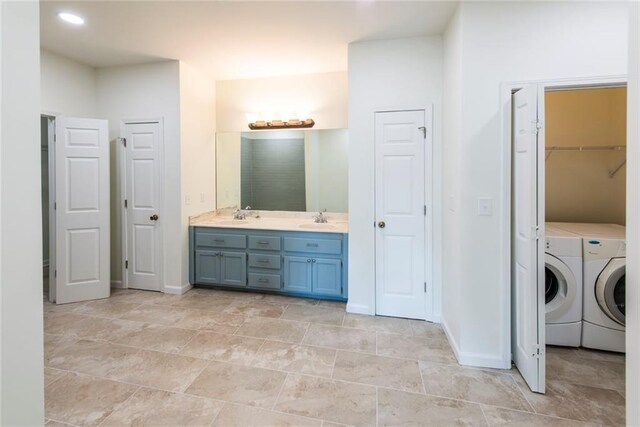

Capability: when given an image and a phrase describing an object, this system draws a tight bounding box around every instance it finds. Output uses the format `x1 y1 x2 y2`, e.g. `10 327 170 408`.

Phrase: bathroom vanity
189 212 348 301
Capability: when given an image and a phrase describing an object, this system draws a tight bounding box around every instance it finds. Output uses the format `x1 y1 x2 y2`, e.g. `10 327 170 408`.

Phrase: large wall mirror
216 129 348 213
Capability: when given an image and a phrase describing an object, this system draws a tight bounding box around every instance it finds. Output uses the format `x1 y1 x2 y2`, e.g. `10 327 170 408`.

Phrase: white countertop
190 210 348 234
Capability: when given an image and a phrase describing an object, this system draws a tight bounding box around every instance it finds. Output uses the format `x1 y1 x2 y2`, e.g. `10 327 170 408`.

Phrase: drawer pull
258 278 269 283
306 243 319 247
257 241 269 245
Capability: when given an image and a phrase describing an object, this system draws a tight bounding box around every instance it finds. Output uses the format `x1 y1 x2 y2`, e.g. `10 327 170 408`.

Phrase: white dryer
544 223 583 347
553 223 626 353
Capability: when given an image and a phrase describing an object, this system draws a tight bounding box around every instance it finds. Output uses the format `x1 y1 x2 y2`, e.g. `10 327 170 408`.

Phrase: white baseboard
346 303 374 315
163 283 192 295
110 280 124 289
441 316 511 370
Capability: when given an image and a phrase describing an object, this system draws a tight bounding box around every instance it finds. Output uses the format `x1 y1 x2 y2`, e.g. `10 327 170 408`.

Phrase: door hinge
54 270 57 278
532 344 543 357
418 126 426 139
125 260 128 269
53 133 56 143
54 202 57 210
534 121 543 135
424 205 427 216
120 137 127 147
424 282 427 293
124 199 128 208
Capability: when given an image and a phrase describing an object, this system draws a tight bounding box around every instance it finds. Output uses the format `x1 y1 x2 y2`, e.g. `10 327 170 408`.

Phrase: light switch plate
478 198 492 216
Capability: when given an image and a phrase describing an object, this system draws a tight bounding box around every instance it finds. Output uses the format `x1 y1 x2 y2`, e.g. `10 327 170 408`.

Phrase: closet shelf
545 145 625 152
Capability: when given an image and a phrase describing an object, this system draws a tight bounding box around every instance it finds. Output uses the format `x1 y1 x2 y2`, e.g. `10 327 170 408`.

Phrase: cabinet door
220 251 247 287
312 258 342 297
283 256 313 293
195 250 221 284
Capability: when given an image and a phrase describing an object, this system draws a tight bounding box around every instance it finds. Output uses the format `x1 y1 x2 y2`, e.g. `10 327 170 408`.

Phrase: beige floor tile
101 387 224 427
44 313 91 336
45 420 75 427
120 304 193 325
112 323 198 353
575 347 625 364
46 314 147 342
168 308 245 333
409 320 448 340
43 300 84 314
181 331 264 364
274 374 376 427
282 304 345 326
377 387 486 426
46 339 140 377
316 300 347 310
171 292 236 311
333 351 424 393
343 313 413 336
44 333 78 362
257 294 320 306
223 300 288 318
107 349 209 392
186 361 287 408
44 367 67 386
547 350 625 393
377 332 456 364
513 374 625 426
302 324 376 353
321 422 350 427
109 288 156 304
481 405 599 426
235 317 309 343
212 403 322 427
252 340 336 377
45 372 137 427
137 291 185 306
71 298 143 318
420 361 532 411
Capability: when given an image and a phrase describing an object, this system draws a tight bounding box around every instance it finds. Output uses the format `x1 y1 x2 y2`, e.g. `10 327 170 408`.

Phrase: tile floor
43 288 625 426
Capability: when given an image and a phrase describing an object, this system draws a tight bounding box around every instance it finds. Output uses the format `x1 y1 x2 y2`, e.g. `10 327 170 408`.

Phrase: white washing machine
553 223 626 353
544 223 583 347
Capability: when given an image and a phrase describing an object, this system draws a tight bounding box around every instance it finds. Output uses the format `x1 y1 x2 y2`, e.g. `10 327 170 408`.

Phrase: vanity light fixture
58 12 85 25
248 118 315 130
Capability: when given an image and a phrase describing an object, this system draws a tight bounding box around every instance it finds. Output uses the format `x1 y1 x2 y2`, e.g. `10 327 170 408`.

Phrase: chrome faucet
313 211 328 223
233 209 246 220
244 205 259 219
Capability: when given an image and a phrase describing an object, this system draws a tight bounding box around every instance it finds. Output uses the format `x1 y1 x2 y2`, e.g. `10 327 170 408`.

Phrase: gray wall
241 137 306 211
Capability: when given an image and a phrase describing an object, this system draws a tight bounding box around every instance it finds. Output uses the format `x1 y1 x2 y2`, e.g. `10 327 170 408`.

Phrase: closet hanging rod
545 145 626 152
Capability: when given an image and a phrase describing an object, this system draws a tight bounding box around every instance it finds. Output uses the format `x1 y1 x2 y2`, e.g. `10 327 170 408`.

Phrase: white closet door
123 121 163 291
374 110 427 320
512 85 545 393
55 117 110 304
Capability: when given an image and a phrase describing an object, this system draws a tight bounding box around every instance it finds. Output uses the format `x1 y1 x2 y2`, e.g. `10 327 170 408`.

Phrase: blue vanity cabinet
189 226 347 301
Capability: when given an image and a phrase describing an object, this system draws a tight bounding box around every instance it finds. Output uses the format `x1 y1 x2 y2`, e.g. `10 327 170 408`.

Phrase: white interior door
55 117 110 304
511 85 545 393
123 121 163 291
375 110 427 320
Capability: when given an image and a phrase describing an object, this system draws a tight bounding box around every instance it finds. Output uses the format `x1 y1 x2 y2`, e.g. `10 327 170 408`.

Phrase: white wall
347 36 443 318
0 1 45 424
40 49 97 117
179 62 216 289
626 2 639 424
442 1 629 368
96 61 183 292
216 71 347 132
315 129 348 213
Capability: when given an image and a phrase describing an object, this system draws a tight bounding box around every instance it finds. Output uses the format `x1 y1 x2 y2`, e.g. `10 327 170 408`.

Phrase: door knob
150 214 159 221
378 221 386 229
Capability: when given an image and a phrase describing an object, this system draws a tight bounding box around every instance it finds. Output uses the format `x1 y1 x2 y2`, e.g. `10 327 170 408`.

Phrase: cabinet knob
378 221 386 229
312 259 316 263
150 214 159 221
307 259 312 263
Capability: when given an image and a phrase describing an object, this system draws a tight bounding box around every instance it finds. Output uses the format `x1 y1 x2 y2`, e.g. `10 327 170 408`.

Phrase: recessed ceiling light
58 12 84 25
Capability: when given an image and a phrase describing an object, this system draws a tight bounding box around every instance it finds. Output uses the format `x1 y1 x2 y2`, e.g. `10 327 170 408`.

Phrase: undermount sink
215 220 249 225
298 223 336 230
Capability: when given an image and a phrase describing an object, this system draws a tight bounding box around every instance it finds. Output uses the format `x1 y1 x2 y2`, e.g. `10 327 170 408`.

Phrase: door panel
55 117 110 304
375 110 427 319
124 122 163 291
511 85 545 393
312 258 342 297
220 251 247 287
195 251 220 284
284 256 312 293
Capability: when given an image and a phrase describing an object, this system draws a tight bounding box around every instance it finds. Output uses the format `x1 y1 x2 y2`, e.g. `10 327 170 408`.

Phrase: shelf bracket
609 159 627 178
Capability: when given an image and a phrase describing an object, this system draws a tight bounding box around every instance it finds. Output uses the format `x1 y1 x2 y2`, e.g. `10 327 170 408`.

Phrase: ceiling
40 1 458 80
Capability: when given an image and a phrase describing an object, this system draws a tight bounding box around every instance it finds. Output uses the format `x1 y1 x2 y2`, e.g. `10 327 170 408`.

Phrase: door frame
500 75 627 371
372 105 434 321
42 114 57 302
119 118 165 291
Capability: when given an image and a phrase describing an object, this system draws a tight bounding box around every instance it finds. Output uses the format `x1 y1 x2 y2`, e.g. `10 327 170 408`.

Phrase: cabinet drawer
248 273 281 290
283 237 342 255
248 253 280 270
196 232 246 249
248 235 281 251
